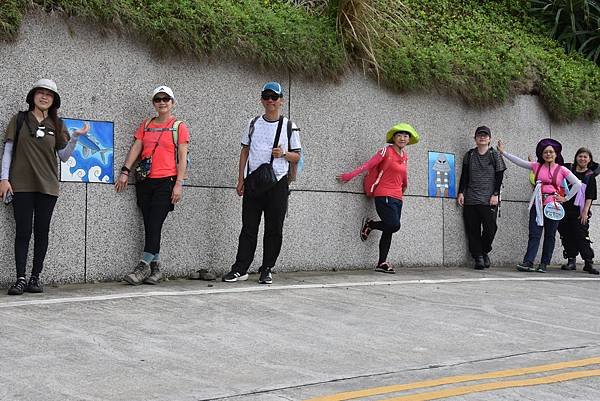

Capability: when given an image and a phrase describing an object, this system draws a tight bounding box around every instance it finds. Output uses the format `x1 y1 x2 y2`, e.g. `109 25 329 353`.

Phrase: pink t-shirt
134 117 190 178
531 162 570 205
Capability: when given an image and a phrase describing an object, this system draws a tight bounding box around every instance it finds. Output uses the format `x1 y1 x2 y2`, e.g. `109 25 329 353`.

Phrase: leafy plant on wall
531 0 600 63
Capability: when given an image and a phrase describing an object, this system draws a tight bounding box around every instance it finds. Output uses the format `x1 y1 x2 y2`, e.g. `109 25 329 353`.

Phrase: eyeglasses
261 93 280 101
153 97 172 103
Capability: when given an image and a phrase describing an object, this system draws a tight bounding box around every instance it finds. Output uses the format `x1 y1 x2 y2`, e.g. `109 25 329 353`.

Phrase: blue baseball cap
261 81 283 96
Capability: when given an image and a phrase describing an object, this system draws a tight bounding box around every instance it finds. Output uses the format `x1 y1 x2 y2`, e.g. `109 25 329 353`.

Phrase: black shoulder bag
243 116 283 198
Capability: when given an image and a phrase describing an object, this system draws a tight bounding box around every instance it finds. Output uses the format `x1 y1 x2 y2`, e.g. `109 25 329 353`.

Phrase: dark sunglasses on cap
153 96 172 103
261 93 281 101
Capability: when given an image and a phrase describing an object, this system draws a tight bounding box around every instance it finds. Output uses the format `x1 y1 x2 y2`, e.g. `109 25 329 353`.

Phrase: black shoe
561 258 576 270
517 261 534 272
474 256 485 270
535 263 547 273
258 268 273 284
583 261 599 275
7 278 27 296
482 254 491 268
25 276 44 293
222 270 249 282
360 218 373 242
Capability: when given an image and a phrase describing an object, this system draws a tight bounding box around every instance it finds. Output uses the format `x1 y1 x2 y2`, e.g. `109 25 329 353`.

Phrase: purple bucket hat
536 138 564 165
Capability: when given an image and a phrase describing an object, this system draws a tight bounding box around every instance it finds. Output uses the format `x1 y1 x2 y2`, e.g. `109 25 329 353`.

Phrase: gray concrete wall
0 12 598 286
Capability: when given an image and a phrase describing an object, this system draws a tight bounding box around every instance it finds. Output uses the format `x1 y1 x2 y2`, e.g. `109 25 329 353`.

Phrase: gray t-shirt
464 148 506 205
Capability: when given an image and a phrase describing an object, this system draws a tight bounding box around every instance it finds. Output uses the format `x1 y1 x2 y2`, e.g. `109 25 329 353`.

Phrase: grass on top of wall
1 0 599 122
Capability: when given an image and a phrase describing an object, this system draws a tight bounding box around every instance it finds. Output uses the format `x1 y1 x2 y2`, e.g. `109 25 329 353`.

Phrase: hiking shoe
561 258 576 271
25 276 44 293
483 254 491 268
189 269 217 280
583 261 599 275
516 261 534 272
258 268 273 284
7 278 27 296
374 262 395 274
143 262 163 285
474 256 485 270
535 263 547 273
360 218 373 242
123 261 151 285
222 271 249 282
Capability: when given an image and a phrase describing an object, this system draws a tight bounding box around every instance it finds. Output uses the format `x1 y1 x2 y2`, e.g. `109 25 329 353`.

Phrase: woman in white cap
115 86 189 285
0 79 89 295
337 123 420 273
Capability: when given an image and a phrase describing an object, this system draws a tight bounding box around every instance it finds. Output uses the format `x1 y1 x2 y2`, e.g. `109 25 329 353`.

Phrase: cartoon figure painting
60 118 114 183
428 151 456 198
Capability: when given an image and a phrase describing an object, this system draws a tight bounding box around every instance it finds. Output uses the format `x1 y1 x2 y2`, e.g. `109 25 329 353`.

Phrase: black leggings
136 178 174 255
370 196 403 264
12 192 58 278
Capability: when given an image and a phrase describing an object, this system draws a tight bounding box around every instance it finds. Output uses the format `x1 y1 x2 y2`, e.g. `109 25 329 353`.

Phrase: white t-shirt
241 116 301 181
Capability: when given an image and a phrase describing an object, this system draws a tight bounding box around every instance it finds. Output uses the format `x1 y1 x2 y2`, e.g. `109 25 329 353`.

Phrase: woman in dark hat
558 147 599 275
0 79 89 295
337 123 420 274
497 138 581 272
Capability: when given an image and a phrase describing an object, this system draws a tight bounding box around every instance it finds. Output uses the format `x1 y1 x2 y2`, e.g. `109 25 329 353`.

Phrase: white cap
152 85 175 101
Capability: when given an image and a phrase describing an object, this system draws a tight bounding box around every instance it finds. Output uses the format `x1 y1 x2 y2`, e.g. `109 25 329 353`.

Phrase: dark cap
475 126 491 137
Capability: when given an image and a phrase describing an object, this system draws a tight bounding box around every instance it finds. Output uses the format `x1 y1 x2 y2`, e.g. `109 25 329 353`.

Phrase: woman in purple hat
497 138 581 272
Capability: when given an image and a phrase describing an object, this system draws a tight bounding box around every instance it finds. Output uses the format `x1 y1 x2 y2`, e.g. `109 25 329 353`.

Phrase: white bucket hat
26 79 61 109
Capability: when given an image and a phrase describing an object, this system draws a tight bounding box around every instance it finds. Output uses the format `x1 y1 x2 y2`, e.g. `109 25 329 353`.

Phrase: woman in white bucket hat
0 79 89 295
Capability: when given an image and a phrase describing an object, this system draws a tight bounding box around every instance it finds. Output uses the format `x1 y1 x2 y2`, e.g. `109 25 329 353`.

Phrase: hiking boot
561 258 576 271
360 218 373 242
189 268 217 280
143 262 163 285
258 268 273 285
7 278 27 296
482 253 491 268
535 263 547 273
25 276 44 293
222 270 249 282
517 261 534 272
474 256 485 270
583 260 599 275
123 261 151 285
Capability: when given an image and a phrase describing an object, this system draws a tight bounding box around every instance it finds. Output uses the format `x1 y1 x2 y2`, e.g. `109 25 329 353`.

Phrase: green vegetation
1 0 599 121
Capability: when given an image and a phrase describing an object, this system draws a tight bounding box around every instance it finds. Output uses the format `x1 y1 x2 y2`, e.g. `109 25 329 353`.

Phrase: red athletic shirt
134 117 190 178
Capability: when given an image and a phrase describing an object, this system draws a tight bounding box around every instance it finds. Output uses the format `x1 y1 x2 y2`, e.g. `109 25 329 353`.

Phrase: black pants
233 177 289 274
558 211 594 261
136 178 174 255
371 196 402 265
463 204 498 258
12 192 58 278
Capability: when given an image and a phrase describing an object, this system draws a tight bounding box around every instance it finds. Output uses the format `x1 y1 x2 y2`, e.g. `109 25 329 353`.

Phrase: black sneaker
7 278 27 296
535 263 547 273
258 268 273 284
222 271 249 282
583 261 599 275
123 261 151 285
482 254 491 268
517 261 534 272
561 258 576 270
474 256 485 270
360 218 372 242
25 276 44 293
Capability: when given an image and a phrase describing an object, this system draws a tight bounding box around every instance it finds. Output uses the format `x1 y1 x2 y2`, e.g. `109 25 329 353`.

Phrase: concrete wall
0 12 598 286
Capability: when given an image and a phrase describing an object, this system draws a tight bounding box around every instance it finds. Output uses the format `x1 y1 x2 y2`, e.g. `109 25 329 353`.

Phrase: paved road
1 267 599 401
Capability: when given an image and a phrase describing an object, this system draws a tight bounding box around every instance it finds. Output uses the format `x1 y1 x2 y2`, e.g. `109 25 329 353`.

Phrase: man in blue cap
222 82 302 284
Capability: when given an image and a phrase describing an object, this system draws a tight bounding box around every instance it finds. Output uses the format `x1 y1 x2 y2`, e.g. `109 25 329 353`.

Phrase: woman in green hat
337 123 420 273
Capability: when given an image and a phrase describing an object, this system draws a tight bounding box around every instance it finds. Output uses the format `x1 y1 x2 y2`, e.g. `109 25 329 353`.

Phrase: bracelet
176 179 184 184
121 171 129 176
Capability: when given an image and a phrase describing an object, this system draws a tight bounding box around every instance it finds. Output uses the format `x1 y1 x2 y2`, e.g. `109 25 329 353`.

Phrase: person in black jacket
457 126 506 269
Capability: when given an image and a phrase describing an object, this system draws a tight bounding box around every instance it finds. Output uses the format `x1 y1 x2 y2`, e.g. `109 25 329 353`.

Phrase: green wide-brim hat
386 123 420 145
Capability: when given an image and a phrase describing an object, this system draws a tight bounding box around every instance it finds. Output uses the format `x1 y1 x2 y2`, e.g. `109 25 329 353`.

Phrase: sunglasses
153 97 172 103
261 93 280 101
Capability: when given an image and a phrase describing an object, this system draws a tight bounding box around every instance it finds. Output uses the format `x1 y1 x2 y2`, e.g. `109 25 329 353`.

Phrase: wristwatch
121 166 130 173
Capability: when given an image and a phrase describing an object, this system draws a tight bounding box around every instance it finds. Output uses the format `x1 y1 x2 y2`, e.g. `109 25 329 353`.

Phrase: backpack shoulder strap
287 119 293 151
247 115 261 142
13 111 28 152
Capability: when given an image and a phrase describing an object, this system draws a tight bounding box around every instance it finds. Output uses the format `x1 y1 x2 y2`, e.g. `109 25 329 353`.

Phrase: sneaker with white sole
222 271 249 282
258 268 273 284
